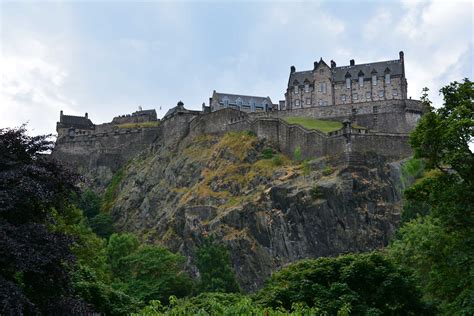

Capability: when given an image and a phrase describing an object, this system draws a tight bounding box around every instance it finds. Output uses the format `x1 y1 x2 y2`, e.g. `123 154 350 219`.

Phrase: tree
118 245 193 304
256 252 432 315
106 233 139 277
0 127 87 313
196 237 240 293
389 79 474 314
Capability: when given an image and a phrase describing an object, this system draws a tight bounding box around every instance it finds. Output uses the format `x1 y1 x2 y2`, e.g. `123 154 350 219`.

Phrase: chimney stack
350 59 355 66
314 61 318 70
60 110 63 117
399 51 404 61
85 112 88 118
290 65 296 73
330 60 336 68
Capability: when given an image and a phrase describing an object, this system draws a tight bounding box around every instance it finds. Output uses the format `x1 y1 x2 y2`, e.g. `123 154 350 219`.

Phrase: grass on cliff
116 121 160 129
283 117 342 133
102 167 125 213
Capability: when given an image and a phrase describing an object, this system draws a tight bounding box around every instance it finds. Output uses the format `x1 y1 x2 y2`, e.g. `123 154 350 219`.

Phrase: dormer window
385 73 391 85
372 75 377 86
294 86 299 94
305 84 310 93
346 77 351 89
236 97 243 106
223 97 229 106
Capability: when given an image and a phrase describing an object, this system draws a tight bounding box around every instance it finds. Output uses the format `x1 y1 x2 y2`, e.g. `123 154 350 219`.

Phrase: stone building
210 90 275 113
56 111 95 138
284 51 407 110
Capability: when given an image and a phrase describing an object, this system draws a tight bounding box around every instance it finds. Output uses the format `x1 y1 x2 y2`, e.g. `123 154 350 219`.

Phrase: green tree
119 245 193 304
196 237 240 293
256 252 432 315
107 233 139 277
389 79 474 314
78 189 102 219
90 212 115 239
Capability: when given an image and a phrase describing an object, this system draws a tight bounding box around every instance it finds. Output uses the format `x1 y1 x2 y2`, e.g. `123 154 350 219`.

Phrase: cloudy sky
1 0 472 135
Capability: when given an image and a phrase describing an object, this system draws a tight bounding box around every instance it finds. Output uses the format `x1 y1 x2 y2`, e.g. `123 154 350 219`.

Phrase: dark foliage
0 127 87 314
257 252 433 315
196 237 240 294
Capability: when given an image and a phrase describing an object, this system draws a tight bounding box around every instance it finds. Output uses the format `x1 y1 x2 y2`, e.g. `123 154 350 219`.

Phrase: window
366 91 371 99
294 86 299 94
305 84 310 93
323 101 328 106
373 106 378 113
319 100 323 106
319 69 324 74
295 99 300 107
306 98 311 105
320 82 327 93
359 76 364 87
392 89 398 96
372 75 377 86
385 73 391 85
378 90 384 98
236 97 243 106
341 95 346 102
346 77 351 89
353 93 358 100
223 98 229 106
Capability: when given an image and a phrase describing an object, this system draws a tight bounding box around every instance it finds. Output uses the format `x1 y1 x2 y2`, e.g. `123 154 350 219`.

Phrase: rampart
52 98 423 186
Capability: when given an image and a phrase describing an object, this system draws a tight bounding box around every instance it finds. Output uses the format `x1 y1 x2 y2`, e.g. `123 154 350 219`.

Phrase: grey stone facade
286 51 407 109
210 90 275 113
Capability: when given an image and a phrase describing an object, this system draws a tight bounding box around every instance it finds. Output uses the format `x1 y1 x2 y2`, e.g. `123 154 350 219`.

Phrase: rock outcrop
106 131 406 291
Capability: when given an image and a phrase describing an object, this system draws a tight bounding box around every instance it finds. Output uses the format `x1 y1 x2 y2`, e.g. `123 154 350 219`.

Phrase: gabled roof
59 115 94 129
213 92 273 106
288 70 313 87
133 109 157 116
332 59 403 82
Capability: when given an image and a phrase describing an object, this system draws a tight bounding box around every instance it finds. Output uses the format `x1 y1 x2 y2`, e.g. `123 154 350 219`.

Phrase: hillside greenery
1 79 472 314
284 117 343 133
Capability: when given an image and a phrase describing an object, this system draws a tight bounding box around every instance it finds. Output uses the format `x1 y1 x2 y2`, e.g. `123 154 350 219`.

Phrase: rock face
107 131 405 291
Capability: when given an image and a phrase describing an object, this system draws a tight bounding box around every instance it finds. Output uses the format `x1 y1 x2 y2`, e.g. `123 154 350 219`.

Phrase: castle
52 51 424 175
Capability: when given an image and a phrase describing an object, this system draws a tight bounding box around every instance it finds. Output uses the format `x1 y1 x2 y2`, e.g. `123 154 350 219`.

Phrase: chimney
314 61 318 70
85 112 88 119
399 51 404 61
60 110 63 117
330 60 336 68
290 65 296 73
350 59 355 66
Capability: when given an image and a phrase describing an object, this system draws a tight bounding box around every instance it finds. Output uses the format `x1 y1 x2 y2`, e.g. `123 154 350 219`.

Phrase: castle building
56 111 95 138
210 90 275 113
284 51 407 110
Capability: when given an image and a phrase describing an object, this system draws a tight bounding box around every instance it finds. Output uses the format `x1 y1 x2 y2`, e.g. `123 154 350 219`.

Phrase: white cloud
0 55 76 135
394 0 473 104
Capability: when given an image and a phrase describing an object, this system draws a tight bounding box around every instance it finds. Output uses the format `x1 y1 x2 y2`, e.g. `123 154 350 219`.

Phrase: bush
272 154 283 166
293 146 302 162
322 165 334 176
261 147 274 159
310 187 323 200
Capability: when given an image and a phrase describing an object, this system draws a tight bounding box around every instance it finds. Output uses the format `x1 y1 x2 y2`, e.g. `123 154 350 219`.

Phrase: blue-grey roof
59 115 94 129
214 92 273 106
288 58 404 86
332 59 403 82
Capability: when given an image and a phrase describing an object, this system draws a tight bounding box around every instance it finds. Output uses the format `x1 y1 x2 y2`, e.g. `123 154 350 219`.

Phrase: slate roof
288 58 403 86
59 115 94 129
288 70 313 86
214 92 273 106
332 59 403 82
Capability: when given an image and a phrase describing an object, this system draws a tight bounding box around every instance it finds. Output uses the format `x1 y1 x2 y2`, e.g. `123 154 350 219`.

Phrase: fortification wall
52 127 159 188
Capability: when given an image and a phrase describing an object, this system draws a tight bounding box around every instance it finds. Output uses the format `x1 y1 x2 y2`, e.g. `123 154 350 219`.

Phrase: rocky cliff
103 131 407 291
